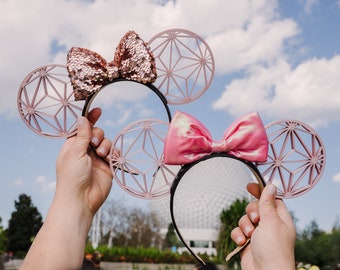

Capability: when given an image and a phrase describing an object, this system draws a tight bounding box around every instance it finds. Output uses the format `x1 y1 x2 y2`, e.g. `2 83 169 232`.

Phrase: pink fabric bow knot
163 111 268 165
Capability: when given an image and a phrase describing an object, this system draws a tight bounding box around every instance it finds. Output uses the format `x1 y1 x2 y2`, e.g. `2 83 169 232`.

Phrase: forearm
20 194 93 270
20 112 112 270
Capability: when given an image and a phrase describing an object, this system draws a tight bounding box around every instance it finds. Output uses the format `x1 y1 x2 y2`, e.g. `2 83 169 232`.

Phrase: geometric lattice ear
148 29 215 105
17 64 84 138
109 118 180 199
256 119 326 199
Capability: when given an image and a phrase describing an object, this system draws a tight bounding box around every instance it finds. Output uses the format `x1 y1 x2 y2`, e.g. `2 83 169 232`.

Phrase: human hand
20 108 113 270
230 183 296 270
55 108 113 219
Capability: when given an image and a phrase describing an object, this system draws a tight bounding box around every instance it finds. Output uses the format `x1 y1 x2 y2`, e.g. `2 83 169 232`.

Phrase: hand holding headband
164 111 268 164
164 111 326 265
17 29 215 199
17 28 326 266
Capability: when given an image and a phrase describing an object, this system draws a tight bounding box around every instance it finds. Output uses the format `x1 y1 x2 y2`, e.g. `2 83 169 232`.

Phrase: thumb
258 184 278 222
74 116 92 153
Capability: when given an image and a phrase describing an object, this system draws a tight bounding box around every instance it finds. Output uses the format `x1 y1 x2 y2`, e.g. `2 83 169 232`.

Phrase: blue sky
1 0 340 233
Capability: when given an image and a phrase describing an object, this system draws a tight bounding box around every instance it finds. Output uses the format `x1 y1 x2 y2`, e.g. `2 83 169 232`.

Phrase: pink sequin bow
67 31 157 101
164 111 269 165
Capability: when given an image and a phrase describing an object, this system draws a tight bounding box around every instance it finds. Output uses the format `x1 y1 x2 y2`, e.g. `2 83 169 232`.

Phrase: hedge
85 245 215 264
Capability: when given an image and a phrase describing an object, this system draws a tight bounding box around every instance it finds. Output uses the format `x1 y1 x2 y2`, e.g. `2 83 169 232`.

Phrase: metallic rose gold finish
257 120 326 198
149 29 215 105
17 64 84 138
110 119 180 199
67 31 157 101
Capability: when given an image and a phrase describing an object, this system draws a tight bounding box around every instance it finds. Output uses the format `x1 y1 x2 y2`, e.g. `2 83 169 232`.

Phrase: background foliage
1 194 340 269
217 200 340 269
6 194 43 257
295 219 340 268
85 245 198 264
0 218 7 254
217 198 248 267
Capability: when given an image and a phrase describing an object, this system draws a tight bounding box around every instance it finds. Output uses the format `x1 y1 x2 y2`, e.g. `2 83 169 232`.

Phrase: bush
85 245 211 264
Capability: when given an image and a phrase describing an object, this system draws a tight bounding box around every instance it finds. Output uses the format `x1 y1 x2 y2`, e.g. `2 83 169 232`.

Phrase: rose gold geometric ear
148 29 215 105
256 119 326 199
17 64 84 138
109 118 180 199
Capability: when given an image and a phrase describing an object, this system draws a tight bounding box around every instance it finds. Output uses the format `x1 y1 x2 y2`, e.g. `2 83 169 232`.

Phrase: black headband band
81 78 172 123
169 152 266 266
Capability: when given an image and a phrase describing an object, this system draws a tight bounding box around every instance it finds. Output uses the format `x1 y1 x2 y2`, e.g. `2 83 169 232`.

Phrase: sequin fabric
67 31 157 101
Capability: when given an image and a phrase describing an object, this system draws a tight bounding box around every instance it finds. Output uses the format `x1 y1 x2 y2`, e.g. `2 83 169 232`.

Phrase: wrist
21 191 94 270
258 255 295 270
52 189 94 231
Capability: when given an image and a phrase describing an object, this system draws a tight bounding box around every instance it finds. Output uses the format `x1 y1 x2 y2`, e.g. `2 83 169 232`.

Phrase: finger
238 214 255 237
231 227 247 246
246 182 261 199
258 184 278 222
276 199 295 227
87 107 102 126
90 127 104 147
96 138 112 158
245 201 260 223
75 116 92 154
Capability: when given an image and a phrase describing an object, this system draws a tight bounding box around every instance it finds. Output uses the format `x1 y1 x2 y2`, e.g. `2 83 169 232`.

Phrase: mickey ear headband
17 29 215 199
108 29 215 199
163 111 325 266
17 31 165 138
17 28 326 265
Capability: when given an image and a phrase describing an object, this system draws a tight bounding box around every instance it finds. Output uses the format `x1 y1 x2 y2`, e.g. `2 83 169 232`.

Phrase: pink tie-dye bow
163 111 268 164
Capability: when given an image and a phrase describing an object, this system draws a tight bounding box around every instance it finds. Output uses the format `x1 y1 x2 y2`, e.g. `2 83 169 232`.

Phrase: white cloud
0 0 160 118
12 178 23 187
207 17 298 74
213 55 340 127
332 173 340 183
0 0 296 118
35 175 56 193
2 0 339 129
299 0 319 14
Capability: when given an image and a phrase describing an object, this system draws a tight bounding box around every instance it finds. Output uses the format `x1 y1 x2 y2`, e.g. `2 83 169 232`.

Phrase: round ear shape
109 118 180 199
256 119 326 199
17 64 84 138
148 29 215 105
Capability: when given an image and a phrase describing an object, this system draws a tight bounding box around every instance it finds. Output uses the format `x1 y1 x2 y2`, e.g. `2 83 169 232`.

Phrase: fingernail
250 212 258 223
244 226 252 237
78 116 85 126
267 184 277 196
236 236 244 245
91 137 99 146
98 147 106 156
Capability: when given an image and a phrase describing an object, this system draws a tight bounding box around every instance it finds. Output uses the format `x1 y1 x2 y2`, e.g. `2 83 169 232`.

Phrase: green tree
0 217 7 254
329 228 340 267
163 223 182 249
217 198 248 267
295 219 337 268
6 194 43 255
